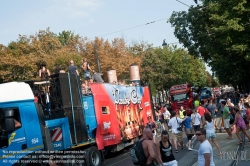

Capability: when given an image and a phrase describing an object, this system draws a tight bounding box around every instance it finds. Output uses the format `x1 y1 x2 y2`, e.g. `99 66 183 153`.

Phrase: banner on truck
90 84 153 150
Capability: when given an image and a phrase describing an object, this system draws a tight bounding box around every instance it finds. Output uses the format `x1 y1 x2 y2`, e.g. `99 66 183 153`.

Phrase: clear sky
0 0 211 72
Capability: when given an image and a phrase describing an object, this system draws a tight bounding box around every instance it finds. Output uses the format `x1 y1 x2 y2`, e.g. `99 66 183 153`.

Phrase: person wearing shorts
221 101 232 139
231 107 250 144
203 113 221 156
182 111 194 150
168 111 187 153
191 108 201 131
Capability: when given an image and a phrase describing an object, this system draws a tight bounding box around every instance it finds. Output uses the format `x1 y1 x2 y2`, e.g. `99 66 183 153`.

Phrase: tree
140 45 207 94
169 0 250 91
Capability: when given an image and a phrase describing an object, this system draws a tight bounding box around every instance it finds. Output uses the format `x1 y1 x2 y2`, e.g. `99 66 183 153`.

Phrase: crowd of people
133 89 250 166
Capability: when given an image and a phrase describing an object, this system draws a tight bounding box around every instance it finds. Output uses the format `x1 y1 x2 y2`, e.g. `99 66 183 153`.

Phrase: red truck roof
170 84 191 95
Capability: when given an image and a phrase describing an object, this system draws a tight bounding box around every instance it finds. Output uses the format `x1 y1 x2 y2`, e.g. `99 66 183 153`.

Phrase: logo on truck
113 88 142 110
8 132 16 145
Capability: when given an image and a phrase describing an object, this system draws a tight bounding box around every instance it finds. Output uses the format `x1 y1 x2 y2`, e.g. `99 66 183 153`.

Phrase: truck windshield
200 90 210 96
200 90 207 96
171 94 188 102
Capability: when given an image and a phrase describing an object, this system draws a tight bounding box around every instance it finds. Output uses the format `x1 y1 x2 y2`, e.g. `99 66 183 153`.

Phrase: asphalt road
102 128 199 166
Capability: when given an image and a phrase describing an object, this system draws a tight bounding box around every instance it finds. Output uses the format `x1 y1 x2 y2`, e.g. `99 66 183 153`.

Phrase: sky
0 0 211 72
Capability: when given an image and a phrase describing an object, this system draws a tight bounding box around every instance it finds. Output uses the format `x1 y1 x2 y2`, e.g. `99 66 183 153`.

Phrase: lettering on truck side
54 143 62 148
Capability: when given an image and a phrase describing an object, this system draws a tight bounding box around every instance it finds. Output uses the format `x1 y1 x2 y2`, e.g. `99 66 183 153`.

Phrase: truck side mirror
4 109 14 117
5 118 15 132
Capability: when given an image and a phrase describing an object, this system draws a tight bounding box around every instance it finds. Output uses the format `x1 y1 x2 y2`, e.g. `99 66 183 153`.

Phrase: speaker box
50 73 88 144
50 109 65 119
50 73 82 109
65 108 88 144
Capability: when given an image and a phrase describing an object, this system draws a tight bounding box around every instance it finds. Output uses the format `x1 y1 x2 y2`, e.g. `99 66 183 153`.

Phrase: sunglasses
196 133 202 136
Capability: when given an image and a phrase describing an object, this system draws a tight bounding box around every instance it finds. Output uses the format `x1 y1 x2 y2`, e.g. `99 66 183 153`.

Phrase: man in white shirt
196 128 215 166
191 108 201 131
163 106 171 130
168 111 186 153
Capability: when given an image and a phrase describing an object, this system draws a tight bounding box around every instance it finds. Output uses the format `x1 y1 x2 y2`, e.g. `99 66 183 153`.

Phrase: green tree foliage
141 45 207 94
0 29 141 83
169 0 250 91
0 28 215 92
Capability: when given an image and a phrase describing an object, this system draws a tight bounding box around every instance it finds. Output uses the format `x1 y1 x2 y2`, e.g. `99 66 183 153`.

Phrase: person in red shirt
197 100 206 124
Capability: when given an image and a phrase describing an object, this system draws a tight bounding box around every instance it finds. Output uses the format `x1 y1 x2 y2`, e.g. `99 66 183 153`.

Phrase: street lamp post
162 39 167 47
94 43 101 73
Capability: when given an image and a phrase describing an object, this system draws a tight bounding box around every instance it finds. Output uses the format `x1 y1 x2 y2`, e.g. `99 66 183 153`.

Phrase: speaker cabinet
50 73 88 144
65 108 88 144
50 73 82 109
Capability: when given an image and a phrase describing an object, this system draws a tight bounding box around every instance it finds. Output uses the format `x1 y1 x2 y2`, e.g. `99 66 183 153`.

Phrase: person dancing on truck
81 59 93 94
68 60 79 76
39 63 51 81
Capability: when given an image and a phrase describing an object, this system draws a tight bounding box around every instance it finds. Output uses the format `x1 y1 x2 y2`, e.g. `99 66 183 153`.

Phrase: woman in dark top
39 63 50 81
156 130 177 166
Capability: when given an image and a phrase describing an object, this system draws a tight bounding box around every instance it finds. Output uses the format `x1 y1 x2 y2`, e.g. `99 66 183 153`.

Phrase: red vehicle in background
170 84 194 116
213 87 221 98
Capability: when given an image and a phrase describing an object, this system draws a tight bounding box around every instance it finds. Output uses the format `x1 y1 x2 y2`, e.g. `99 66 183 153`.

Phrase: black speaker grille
65 108 88 144
50 73 82 109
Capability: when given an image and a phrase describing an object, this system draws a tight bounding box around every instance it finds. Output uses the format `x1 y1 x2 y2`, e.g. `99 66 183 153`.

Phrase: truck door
0 107 28 162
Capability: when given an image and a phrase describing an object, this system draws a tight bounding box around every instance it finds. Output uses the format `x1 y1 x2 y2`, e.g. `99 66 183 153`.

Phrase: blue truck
0 73 154 166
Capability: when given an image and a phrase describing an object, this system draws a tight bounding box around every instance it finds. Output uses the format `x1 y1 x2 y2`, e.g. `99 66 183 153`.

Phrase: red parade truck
169 83 194 116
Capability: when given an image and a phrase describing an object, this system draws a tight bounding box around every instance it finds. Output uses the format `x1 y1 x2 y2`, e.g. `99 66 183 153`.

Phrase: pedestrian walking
221 101 233 139
206 100 217 119
182 111 194 150
156 130 177 166
168 112 186 153
131 127 161 166
191 108 201 131
197 100 206 124
179 106 185 119
163 106 171 130
238 97 246 116
196 128 215 166
231 106 250 144
202 113 221 156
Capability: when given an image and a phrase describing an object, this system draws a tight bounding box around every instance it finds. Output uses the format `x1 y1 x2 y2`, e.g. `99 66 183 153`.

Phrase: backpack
130 139 147 165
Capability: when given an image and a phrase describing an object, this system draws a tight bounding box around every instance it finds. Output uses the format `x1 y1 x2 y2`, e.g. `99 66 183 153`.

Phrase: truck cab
199 87 213 103
1 73 155 166
170 84 194 116
0 82 46 165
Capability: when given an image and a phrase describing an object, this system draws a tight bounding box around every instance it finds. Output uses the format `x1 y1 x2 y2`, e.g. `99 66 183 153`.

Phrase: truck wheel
88 147 101 166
